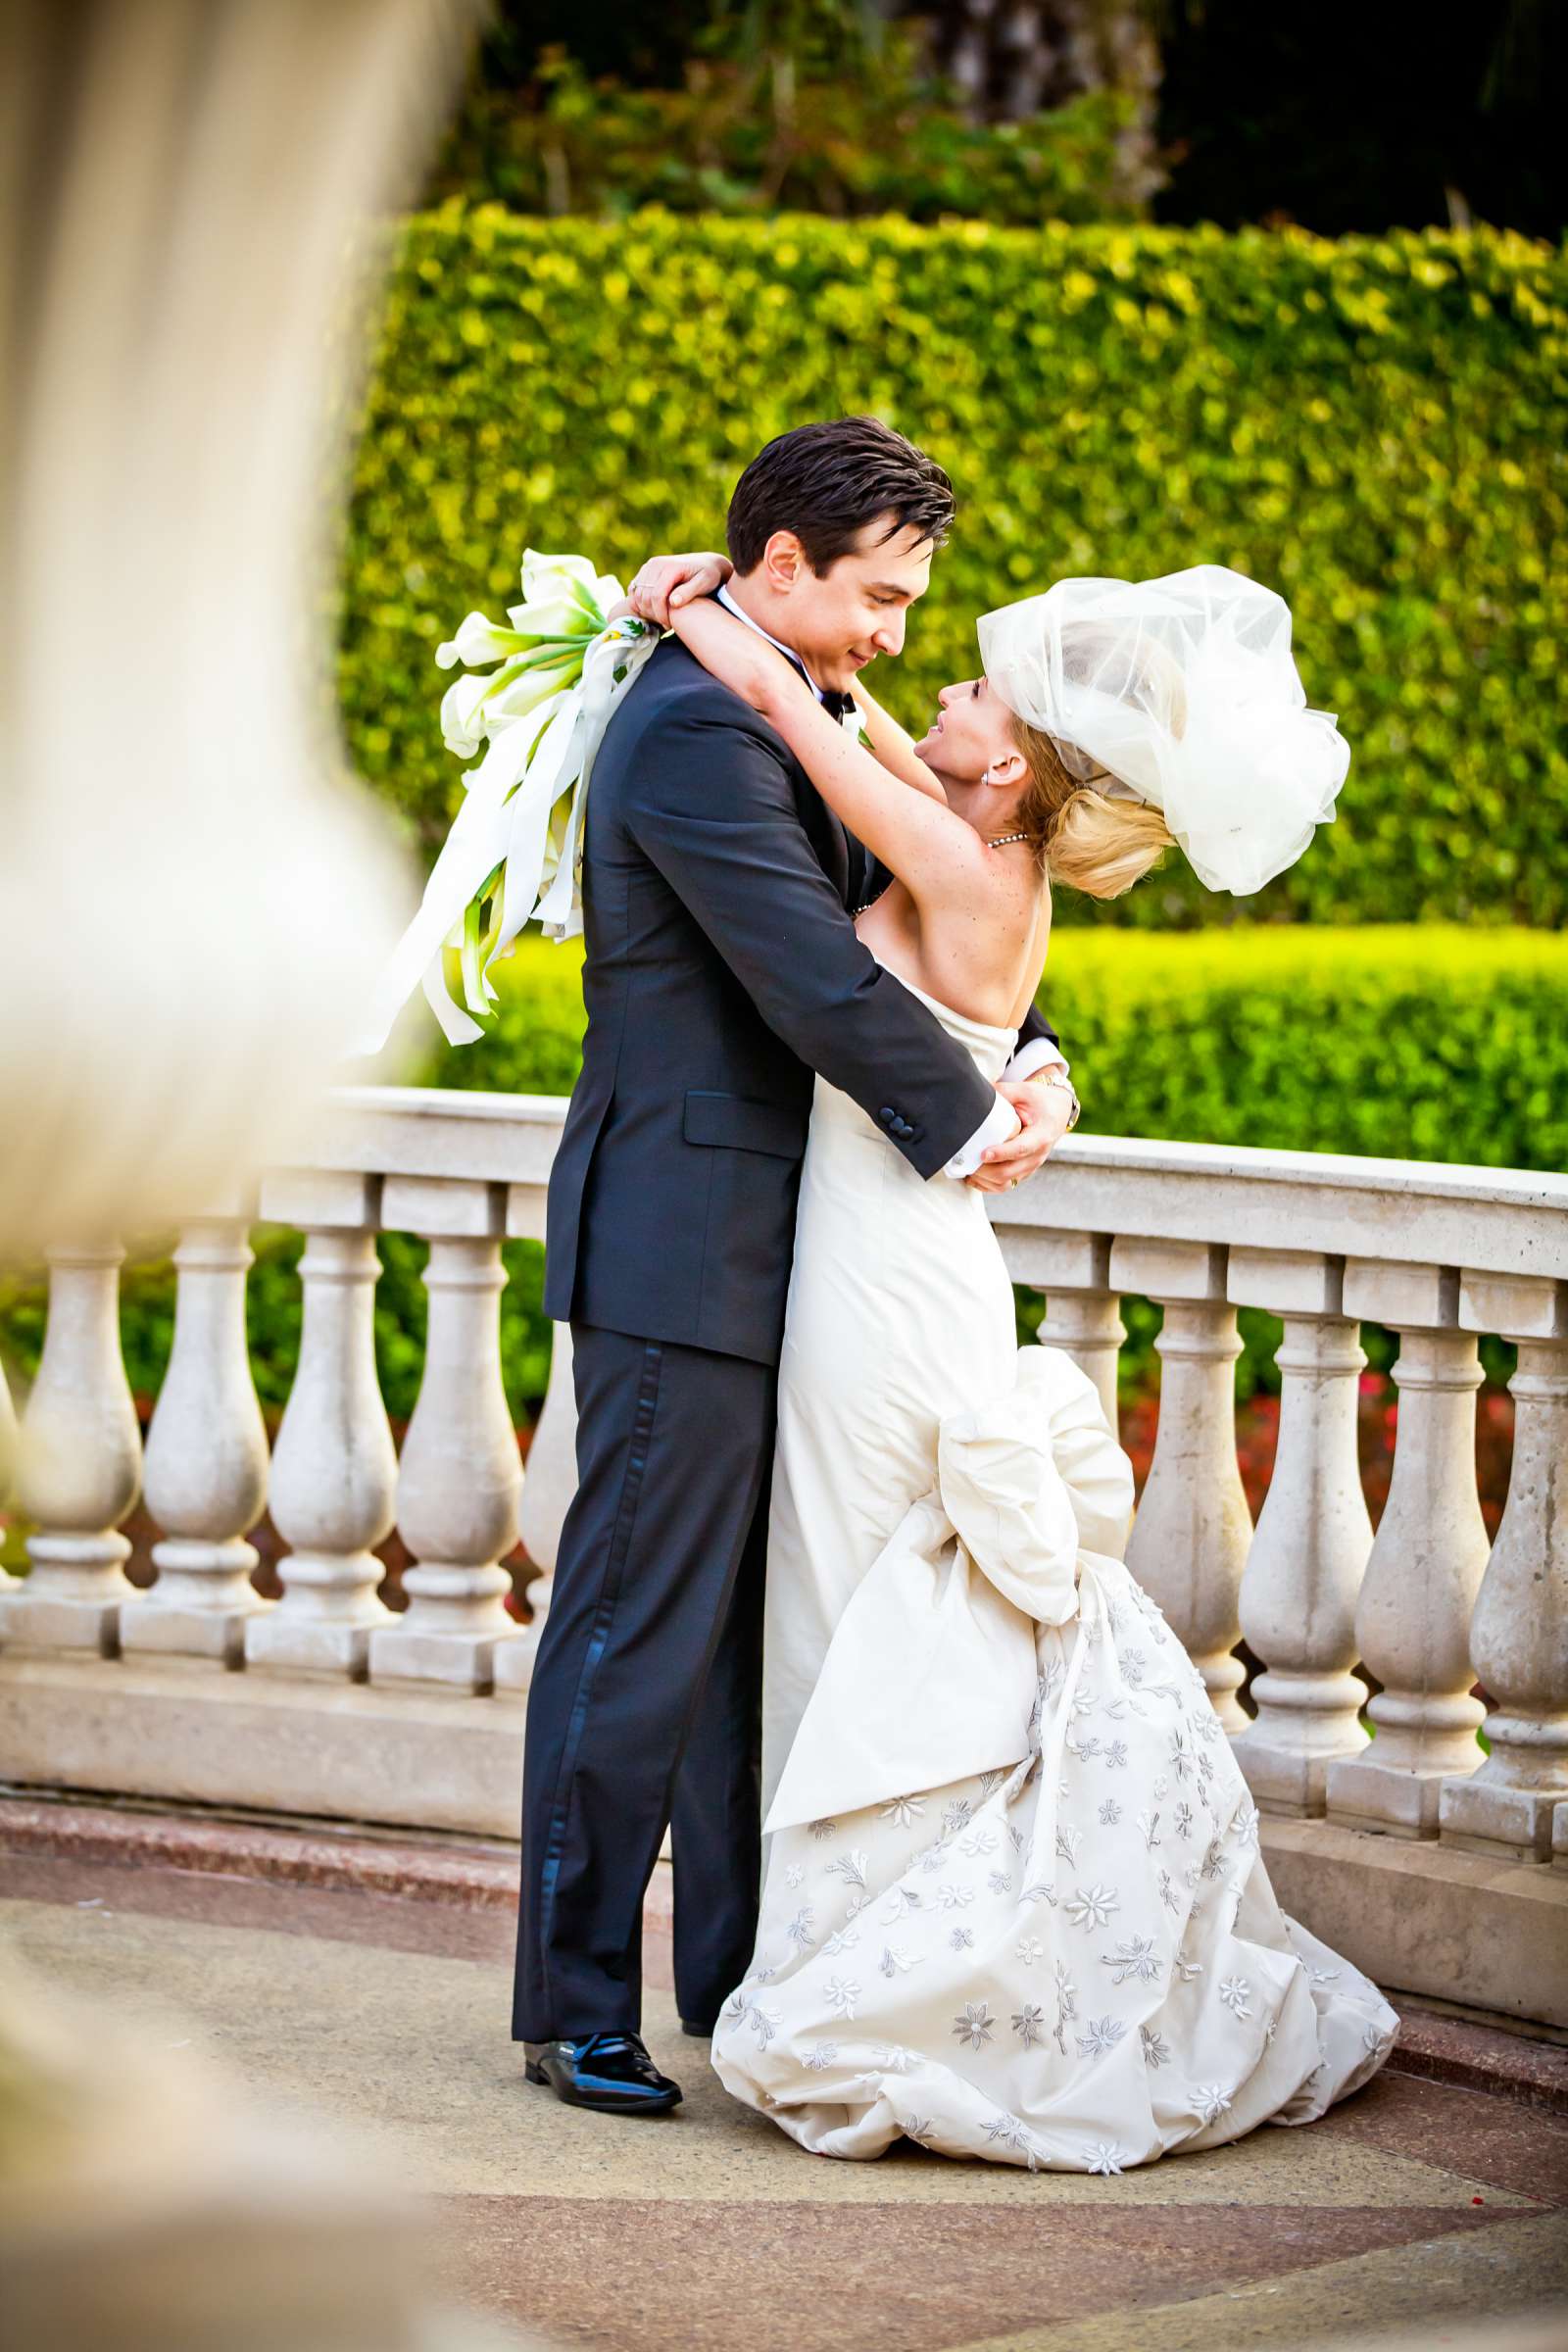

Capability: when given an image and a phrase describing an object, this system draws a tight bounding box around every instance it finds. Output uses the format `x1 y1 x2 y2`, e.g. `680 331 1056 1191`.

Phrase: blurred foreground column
0 0 479 1266
0 6 522 2341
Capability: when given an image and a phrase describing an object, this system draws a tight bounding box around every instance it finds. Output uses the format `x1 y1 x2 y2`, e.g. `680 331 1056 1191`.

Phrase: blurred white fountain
0 0 474 1263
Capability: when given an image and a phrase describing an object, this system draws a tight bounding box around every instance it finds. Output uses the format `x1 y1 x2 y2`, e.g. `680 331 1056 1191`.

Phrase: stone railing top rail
269 1086 1567 1283
308 1085 569 1184
994 1132 1568 1285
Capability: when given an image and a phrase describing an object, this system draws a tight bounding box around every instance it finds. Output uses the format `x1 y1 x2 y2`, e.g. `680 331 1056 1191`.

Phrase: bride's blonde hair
1009 724 1174 899
1002 620 1179 900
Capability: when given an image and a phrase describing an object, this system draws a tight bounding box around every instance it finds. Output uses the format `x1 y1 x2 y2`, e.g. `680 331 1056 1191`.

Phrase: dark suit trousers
512 1321 775 2041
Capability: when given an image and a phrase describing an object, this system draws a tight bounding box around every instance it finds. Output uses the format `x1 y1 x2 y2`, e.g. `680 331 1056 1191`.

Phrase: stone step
0 1790 676 1987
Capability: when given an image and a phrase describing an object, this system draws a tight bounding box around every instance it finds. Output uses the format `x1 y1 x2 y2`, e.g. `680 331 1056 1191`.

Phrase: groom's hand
965 1078 1073 1194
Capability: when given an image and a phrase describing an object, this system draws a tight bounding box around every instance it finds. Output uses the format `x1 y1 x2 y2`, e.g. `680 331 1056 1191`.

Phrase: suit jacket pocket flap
683 1089 808 1159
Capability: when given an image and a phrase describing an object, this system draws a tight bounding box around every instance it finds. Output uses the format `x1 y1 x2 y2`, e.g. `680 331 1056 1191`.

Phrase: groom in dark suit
513 418 1072 2112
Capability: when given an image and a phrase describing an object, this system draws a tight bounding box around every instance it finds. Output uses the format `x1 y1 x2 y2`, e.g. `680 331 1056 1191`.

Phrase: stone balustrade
1 1089 1565 2027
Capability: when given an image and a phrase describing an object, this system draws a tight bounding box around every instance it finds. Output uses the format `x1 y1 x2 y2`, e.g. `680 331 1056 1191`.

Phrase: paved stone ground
3 1838 1567 2352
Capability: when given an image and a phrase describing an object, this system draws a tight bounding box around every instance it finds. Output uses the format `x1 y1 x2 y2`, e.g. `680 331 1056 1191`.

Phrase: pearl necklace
856 829 1031 915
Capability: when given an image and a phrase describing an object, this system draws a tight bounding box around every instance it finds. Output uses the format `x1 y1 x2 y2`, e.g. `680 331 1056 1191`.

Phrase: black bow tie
772 631 854 721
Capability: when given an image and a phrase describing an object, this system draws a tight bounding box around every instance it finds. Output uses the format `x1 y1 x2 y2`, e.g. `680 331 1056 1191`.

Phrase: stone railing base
1258 1815 1568 2034
0 1654 528 1844
0 1789 680 1996
5 1652 1564 2032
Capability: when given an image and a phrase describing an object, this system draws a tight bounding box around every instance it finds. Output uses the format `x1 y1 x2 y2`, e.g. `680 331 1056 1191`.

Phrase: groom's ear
760 529 810 593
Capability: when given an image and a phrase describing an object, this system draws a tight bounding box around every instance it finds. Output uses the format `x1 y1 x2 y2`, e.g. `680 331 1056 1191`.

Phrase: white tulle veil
976 564 1349 896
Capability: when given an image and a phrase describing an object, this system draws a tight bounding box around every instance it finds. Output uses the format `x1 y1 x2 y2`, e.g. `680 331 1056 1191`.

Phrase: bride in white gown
657 563 1395 2172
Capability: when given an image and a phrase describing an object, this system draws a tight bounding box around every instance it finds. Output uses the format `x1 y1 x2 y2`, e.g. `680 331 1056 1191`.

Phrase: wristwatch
1042 1072 1081 1132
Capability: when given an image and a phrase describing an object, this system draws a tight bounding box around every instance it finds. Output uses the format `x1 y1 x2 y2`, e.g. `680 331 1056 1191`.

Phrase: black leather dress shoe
679 2017 716 2038
523 2032 682 2115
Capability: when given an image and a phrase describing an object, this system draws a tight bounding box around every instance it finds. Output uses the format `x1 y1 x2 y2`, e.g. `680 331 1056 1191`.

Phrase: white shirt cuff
1004 1037 1068 1084
944 1091 1021 1180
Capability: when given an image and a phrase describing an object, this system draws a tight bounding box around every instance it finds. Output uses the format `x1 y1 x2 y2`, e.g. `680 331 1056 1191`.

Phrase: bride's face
913 675 1017 781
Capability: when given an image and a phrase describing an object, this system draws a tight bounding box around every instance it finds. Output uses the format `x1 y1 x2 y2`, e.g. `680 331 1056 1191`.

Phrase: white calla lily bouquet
353 551 659 1054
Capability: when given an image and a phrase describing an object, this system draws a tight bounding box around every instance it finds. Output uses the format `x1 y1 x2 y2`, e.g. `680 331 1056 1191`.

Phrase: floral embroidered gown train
711 971 1398 2172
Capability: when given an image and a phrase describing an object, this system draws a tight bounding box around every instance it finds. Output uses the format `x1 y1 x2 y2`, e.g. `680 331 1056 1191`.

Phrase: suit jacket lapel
724 611 860 910
795 766 854 905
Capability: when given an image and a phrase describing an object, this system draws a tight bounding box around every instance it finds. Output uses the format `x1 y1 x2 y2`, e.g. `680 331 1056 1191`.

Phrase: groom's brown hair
726 416 955 576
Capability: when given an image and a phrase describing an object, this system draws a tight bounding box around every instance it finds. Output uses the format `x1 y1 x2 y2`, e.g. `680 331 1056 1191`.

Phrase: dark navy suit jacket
543 634 1059 1366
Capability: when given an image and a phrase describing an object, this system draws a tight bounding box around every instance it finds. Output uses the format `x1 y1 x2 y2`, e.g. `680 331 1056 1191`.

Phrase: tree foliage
429 20 1146 223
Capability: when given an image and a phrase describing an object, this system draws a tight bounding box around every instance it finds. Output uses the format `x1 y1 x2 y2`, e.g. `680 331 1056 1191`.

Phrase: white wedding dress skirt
714 977 1398 2173
759 980 1022 1817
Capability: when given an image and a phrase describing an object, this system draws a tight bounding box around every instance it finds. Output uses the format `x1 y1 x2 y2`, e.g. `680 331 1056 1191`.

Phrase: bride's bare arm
622 552 956 808
621 552 940 804
668 597 989 906
847 680 947 805
626 551 732 627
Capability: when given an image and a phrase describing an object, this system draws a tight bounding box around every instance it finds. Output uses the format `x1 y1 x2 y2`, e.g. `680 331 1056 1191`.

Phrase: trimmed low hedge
339 209 1568 929
1 926 1553 1438
434 922 1568 1173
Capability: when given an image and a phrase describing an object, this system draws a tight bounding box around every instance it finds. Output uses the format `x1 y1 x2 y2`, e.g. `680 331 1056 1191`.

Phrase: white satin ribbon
347 615 659 1056
764 1348 1135 1834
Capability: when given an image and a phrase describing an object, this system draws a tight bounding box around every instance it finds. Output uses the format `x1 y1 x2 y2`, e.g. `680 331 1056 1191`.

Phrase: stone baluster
1326 1263 1491 1837
0 1241 141 1652
1440 1275 1568 1863
1010 1229 1125 1433
245 1173 398 1679
1228 1249 1373 1813
495 1322 576 1697
0 1351 20 1590
1108 1238 1251 1732
368 1178 521 1692
120 1219 270 1664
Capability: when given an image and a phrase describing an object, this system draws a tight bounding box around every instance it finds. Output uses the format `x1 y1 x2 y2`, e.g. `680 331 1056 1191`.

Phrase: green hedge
339 210 1568 930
